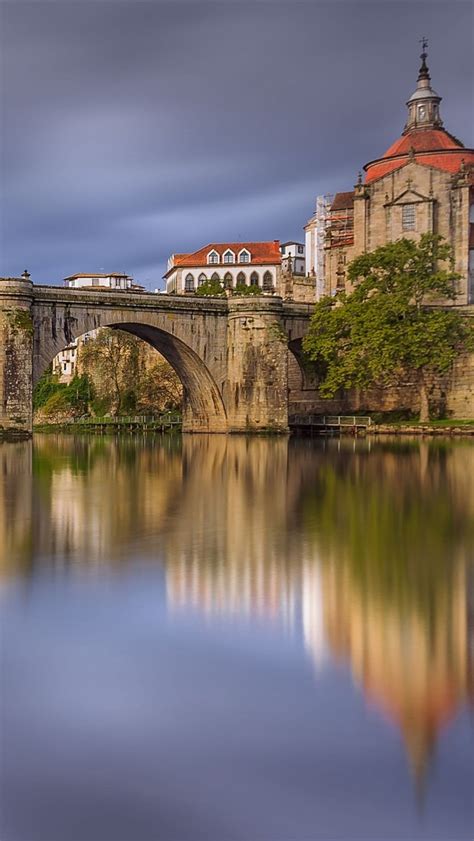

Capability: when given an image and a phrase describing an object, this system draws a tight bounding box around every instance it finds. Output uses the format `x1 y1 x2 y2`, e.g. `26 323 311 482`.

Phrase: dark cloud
1 1 473 287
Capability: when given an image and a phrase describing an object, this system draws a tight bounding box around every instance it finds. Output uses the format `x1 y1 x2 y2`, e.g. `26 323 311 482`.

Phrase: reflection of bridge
0 277 313 436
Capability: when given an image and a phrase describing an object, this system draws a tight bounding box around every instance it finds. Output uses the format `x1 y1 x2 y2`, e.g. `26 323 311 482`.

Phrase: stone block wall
0 279 34 437
225 298 289 431
288 348 474 419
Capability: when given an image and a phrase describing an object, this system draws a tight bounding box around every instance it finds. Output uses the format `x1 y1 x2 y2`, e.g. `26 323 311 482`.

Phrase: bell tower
404 39 443 133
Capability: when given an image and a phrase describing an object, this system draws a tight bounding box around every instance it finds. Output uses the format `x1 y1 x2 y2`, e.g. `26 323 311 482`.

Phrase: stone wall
0 279 34 437
288 348 474 419
225 298 289 432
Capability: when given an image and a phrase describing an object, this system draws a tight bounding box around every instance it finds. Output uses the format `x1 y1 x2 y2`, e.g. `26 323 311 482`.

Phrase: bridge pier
0 278 34 438
225 298 289 432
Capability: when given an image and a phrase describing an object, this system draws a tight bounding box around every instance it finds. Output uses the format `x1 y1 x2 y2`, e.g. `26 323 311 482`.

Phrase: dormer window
239 249 251 263
223 250 235 264
207 250 219 265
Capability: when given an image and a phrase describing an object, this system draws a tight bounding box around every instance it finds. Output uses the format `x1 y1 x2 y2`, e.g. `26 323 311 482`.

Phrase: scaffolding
315 194 332 299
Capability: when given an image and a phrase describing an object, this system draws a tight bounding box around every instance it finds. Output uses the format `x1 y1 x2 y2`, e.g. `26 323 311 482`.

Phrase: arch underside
34 316 227 433
115 324 227 432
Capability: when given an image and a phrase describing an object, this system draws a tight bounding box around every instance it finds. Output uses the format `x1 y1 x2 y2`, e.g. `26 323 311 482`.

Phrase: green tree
194 278 225 297
303 235 473 421
136 358 182 414
233 282 261 296
79 329 142 415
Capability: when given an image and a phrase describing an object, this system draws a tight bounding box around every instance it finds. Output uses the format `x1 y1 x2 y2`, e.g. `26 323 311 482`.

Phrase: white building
53 272 142 382
280 241 305 276
164 242 282 294
64 272 143 291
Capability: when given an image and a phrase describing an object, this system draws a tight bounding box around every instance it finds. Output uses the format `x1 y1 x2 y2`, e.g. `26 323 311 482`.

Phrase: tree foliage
303 235 474 421
234 282 261 296
33 368 92 419
79 329 182 417
194 278 225 297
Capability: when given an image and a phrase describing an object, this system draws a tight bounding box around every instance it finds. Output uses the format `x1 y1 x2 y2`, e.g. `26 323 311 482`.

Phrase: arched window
184 273 195 292
239 250 250 263
198 273 207 286
236 272 246 285
224 272 233 289
211 272 221 283
223 250 235 264
250 272 259 287
263 271 274 291
207 250 219 265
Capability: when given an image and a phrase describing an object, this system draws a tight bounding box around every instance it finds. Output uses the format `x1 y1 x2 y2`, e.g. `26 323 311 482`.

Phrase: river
1 434 473 841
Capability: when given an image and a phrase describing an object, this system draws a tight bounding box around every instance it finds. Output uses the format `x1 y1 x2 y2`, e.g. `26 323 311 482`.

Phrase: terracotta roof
365 150 474 183
364 127 474 184
382 128 464 159
165 241 281 277
331 192 355 211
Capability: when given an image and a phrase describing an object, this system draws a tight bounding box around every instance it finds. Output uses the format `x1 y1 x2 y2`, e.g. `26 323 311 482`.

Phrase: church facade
306 45 474 305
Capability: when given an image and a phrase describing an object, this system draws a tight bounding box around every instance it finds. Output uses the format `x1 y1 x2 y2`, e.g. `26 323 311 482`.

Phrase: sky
1 1 473 289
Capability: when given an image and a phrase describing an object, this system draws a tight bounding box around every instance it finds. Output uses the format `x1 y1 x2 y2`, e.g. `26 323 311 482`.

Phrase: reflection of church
2 434 473 793
319 558 474 791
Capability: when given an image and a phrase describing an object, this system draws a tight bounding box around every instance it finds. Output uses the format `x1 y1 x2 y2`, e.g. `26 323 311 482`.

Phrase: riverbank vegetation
33 329 182 424
303 235 474 422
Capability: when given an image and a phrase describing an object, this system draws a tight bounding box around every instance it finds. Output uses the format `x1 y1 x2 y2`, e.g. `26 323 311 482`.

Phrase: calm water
0 434 473 841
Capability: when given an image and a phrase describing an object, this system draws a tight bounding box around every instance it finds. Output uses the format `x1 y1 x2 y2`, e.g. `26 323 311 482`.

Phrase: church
305 44 474 305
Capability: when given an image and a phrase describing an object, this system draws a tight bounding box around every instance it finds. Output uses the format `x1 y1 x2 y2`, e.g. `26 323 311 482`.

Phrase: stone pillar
224 297 289 432
0 277 34 438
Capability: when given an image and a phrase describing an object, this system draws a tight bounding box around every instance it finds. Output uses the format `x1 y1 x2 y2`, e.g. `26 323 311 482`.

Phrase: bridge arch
34 313 228 433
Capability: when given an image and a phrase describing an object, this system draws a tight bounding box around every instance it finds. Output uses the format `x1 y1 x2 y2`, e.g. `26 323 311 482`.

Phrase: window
208 250 219 264
402 203 416 231
239 250 250 263
298 245 304 254
184 273 195 292
236 272 246 285
224 272 233 289
211 272 221 282
198 273 207 286
263 271 274 291
223 250 234 264
250 272 259 287
281 245 286 255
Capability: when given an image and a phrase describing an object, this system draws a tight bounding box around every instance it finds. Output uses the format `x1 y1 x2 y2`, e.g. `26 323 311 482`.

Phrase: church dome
364 44 474 184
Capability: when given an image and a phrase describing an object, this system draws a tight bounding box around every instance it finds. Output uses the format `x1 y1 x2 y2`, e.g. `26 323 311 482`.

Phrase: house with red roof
164 241 281 295
305 44 474 304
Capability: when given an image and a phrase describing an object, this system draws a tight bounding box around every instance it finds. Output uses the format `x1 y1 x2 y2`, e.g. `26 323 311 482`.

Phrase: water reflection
1 433 473 832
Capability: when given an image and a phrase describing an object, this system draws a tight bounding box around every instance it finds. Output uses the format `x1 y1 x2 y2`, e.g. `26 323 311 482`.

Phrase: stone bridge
0 276 313 436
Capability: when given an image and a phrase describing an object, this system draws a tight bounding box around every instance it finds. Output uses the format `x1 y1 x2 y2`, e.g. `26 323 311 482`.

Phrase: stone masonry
0 278 311 437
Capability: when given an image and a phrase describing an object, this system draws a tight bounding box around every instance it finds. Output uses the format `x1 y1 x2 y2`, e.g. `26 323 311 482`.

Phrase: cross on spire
418 37 430 80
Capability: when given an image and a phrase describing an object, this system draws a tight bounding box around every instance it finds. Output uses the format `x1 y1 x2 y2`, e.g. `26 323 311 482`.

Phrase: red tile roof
331 192 355 211
365 150 474 183
364 127 474 184
382 129 464 158
165 241 281 276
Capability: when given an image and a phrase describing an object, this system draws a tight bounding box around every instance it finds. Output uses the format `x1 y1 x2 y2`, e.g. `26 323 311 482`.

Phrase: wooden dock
289 415 372 434
71 412 182 433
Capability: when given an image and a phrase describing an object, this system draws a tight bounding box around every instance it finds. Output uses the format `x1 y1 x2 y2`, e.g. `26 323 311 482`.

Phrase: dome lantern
404 39 443 133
